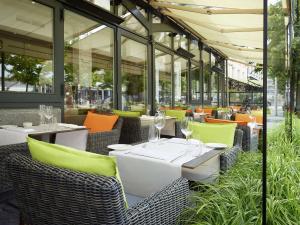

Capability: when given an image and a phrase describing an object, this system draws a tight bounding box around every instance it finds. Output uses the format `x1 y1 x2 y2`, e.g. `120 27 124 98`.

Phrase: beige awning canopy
151 0 269 65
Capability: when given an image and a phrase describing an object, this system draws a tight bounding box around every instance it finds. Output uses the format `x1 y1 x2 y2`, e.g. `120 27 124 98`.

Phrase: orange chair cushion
195 107 203 113
84 112 119 133
205 118 248 126
235 114 252 123
203 108 213 115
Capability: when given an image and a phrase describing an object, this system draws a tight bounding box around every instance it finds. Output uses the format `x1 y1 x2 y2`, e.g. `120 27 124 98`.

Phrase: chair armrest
233 129 243 148
126 177 189 225
87 128 121 155
220 145 242 172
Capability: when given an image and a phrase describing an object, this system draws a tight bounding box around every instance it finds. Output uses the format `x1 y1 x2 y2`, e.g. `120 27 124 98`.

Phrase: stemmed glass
154 112 166 140
44 106 54 129
180 117 193 143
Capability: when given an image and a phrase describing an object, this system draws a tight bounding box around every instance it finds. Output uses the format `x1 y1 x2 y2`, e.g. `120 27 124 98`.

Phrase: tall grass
180 118 300 225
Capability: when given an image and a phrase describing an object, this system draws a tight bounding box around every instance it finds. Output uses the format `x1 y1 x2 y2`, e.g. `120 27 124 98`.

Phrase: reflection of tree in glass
122 72 144 101
5 54 44 92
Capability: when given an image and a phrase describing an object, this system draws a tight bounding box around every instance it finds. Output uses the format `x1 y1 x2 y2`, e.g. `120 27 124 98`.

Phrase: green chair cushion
165 110 186 121
27 137 127 206
113 110 140 117
189 122 237 148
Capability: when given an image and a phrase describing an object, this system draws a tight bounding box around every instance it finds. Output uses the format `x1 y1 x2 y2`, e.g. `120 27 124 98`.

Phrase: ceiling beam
162 11 263 33
151 1 263 15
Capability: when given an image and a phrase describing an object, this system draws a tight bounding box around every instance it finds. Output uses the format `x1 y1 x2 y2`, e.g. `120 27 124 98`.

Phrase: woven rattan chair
119 117 149 144
86 118 123 155
64 115 123 155
5 153 189 225
175 126 243 173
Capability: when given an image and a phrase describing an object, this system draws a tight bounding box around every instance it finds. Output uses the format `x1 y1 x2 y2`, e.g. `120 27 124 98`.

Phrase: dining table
109 138 224 197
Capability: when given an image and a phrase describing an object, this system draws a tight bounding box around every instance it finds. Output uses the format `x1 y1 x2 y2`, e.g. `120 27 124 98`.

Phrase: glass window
155 50 172 108
202 50 210 103
174 34 188 50
190 39 200 61
153 32 172 48
64 10 114 114
121 37 147 113
118 4 147 36
211 72 219 106
152 15 161 24
85 0 113 12
174 56 188 106
191 63 200 102
0 0 53 93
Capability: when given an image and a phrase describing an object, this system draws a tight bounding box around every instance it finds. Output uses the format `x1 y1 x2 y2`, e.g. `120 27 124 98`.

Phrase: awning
150 0 287 65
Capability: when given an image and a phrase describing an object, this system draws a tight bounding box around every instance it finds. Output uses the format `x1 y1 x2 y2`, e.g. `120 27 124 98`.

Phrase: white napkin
128 143 187 162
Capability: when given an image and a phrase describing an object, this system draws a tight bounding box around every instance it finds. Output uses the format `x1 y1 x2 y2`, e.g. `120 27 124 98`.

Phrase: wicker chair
5 153 189 225
119 117 149 144
237 125 259 152
175 127 243 173
64 115 123 155
86 118 123 155
219 129 243 172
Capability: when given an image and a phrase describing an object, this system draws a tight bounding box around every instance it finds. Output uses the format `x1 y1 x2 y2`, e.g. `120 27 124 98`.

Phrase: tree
5 54 43 92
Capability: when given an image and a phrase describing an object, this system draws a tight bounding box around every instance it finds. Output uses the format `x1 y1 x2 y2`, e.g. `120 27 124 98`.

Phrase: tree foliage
5 54 43 92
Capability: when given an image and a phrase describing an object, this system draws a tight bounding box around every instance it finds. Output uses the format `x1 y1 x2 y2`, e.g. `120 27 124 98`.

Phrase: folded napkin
128 143 186 162
167 138 200 146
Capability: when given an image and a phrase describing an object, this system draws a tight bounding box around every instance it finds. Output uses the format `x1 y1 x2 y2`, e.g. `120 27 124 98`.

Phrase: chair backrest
6 153 127 225
205 118 248 126
55 129 88 150
189 122 237 148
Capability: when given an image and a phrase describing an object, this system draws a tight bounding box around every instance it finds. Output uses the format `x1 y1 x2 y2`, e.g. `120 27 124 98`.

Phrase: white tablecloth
0 129 27 146
110 138 211 197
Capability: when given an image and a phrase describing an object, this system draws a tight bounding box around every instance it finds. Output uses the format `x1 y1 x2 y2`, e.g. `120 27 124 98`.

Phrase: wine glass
44 106 54 129
154 112 166 140
180 117 193 143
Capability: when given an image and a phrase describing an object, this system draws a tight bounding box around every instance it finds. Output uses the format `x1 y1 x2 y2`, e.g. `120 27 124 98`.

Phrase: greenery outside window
64 10 114 114
0 0 54 93
155 50 172 108
121 37 147 113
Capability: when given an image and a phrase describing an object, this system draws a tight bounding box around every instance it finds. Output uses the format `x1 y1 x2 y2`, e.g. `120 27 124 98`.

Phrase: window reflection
121 37 147 113
64 10 114 113
118 4 147 36
191 63 200 102
153 32 172 48
202 50 210 104
0 0 53 93
174 56 188 106
174 34 188 50
155 50 172 107
190 39 200 61
85 0 113 12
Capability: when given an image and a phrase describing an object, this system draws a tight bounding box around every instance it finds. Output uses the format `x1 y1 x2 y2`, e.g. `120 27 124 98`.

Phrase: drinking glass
148 124 158 142
44 106 54 129
38 105 46 125
154 112 166 140
180 117 193 143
